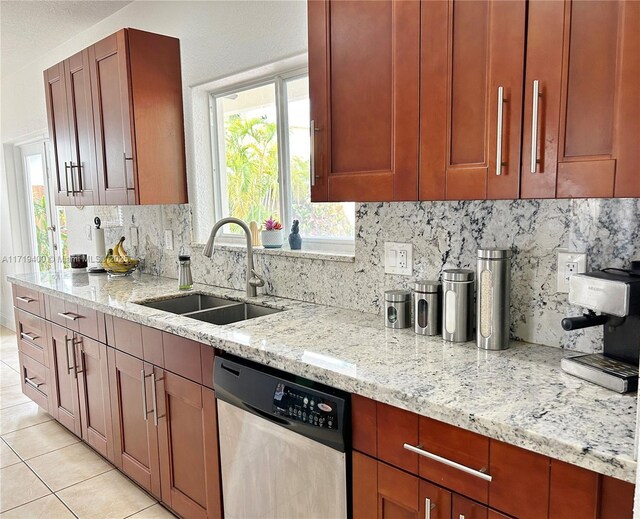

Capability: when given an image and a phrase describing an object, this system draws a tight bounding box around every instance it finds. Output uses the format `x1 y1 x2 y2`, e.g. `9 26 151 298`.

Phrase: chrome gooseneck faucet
203 217 265 298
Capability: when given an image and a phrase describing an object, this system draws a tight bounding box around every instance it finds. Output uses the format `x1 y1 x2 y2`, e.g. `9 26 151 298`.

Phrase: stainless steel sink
188 303 282 325
138 294 284 324
140 294 235 314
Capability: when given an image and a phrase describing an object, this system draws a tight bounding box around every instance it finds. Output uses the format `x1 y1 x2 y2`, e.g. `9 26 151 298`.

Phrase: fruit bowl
102 236 140 277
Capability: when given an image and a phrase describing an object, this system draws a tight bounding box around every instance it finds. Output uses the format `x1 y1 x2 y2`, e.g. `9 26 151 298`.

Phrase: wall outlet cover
384 242 413 276
557 250 587 293
129 226 139 247
164 230 174 251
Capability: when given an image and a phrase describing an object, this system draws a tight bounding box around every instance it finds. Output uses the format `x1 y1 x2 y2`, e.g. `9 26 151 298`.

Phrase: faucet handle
249 269 265 288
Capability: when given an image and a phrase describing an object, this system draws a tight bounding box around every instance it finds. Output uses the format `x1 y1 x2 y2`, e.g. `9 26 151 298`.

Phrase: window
210 70 354 252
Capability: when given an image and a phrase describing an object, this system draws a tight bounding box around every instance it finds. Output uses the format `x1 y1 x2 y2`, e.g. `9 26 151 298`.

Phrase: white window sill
191 242 355 263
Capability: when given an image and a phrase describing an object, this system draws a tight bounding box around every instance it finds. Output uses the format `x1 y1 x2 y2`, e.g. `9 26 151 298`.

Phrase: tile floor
0 326 176 518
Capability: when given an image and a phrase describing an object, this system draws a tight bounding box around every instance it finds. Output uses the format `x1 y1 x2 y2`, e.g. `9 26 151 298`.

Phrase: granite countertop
8 270 637 483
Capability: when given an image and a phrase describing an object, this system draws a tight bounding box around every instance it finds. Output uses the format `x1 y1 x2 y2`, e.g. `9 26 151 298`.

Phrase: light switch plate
557 250 587 293
164 230 174 251
384 242 413 276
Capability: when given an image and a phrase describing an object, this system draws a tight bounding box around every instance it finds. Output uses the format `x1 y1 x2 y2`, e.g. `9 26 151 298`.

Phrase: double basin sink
140 293 283 325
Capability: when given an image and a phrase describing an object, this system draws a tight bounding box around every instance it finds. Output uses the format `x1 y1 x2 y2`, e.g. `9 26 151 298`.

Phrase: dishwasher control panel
273 383 338 429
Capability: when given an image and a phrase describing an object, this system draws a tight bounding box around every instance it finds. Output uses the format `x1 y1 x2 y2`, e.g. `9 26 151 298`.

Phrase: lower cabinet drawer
15 309 48 366
19 351 50 410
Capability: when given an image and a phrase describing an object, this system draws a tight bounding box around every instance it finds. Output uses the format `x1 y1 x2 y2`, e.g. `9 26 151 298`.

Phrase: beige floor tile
0 494 74 519
0 440 20 469
3 420 79 460
0 327 15 339
0 462 50 513
127 504 177 518
57 470 155 519
0 385 31 410
0 364 19 389
0 401 52 435
0 354 19 373
27 442 112 491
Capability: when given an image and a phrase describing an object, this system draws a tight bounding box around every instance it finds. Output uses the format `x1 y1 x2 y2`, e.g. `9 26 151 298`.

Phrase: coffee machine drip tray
561 354 638 393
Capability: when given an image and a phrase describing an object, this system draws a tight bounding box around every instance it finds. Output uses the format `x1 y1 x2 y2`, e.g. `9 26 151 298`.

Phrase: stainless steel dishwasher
214 354 349 519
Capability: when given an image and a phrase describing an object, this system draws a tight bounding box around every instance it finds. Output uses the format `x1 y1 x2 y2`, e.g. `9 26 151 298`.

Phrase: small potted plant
261 216 284 248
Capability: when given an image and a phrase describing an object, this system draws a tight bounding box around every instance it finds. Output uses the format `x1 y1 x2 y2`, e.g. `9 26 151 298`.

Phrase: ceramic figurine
289 219 302 250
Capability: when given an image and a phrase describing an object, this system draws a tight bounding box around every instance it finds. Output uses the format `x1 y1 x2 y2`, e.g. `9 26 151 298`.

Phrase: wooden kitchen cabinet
420 0 525 200
43 28 187 206
156 368 222 519
48 322 82 435
521 0 640 198
452 494 488 519
75 335 113 461
108 347 161 498
307 0 420 202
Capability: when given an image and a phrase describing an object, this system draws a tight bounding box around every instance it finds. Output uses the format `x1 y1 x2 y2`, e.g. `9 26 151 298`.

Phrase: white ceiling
1 0 132 79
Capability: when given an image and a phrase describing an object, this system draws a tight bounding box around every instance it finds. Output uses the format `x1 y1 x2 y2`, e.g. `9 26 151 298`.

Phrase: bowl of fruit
102 237 139 276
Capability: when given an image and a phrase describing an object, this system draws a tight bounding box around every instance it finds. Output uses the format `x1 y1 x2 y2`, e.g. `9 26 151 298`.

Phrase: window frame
208 67 355 254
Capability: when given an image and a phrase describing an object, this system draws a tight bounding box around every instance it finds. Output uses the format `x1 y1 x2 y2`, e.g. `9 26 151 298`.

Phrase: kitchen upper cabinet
308 0 420 202
44 28 188 206
521 0 640 198
108 347 161 498
44 62 74 206
156 369 222 519
420 0 526 200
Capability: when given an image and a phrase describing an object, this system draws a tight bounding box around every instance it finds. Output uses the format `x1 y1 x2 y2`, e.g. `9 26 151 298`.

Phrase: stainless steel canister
178 255 193 290
442 269 475 342
384 290 411 329
414 281 441 335
477 248 512 350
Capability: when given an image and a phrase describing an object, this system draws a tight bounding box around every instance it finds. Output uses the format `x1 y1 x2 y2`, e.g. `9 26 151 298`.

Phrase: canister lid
414 280 441 293
442 269 475 282
384 289 411 302
477 248 512 259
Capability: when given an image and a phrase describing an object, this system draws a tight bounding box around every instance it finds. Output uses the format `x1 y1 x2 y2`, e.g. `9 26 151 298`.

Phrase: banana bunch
102 236 139 273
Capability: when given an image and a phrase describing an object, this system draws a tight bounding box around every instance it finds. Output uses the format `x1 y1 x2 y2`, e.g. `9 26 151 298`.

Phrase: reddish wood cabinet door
522 0 640 198
75 335 113 462
452 494 488 519
308 0 420 202
44 61 74 206
47 323 81 435
156 369 222 519
420 0 525 200
64 50 99 205
108 347 161 498
89 30 136 205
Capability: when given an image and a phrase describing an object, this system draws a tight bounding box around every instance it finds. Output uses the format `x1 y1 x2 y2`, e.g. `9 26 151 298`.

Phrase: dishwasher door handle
244 403 292 427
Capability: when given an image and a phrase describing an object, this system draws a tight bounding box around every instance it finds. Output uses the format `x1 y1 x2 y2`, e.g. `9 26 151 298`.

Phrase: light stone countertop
8 270 637 483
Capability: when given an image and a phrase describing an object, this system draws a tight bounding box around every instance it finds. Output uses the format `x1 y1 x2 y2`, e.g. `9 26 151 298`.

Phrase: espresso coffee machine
561 264 640 393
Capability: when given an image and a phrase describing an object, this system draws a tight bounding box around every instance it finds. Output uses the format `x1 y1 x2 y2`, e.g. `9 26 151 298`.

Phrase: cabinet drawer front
47 295 79 330
20 351 50 409
489 440 550 519
419 416 490 504
162 332 202 384
76 305 104 342
13 285 45 316
108 316 144 358
16 309 48 366
376 402 419 474
200 344 215 390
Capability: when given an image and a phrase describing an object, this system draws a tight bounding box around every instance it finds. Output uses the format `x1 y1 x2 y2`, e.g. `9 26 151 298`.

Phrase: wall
98 198 640 353
0 0 308 328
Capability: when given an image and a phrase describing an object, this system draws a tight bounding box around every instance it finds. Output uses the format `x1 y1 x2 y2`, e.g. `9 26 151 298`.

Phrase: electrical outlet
557 251 587 293
384 242 413 276
129 226 139 247
164 230 174 251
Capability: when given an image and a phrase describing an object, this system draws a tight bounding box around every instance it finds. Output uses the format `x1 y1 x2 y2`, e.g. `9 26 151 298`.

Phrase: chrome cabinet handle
403 443 492 482
310 120 320 187
141 369 148 421
64 162 72 195
20 331 39 342
530 79 541 173
58 312 79 321
424 497 436 519
25 377 44 389
495 86 505 176
74 339 84 376
16 296 35 303
151 372 159 427
64 335 74 374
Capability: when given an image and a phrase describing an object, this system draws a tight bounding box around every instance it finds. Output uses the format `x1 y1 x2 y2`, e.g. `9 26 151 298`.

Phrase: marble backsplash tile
96 198 640 353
